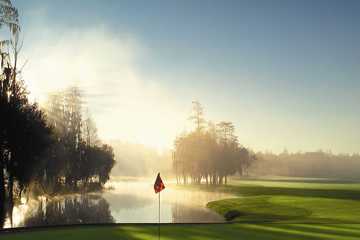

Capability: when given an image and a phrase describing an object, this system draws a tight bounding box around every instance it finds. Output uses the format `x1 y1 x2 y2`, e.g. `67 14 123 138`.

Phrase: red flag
154 173 165 193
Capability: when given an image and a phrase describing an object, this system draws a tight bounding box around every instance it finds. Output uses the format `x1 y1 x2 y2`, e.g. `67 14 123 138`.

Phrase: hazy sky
13 0 360 153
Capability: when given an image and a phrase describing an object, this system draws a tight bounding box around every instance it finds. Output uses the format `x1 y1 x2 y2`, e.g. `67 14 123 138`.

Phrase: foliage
40 87 115 192
0 1 115 228
0 0 53 228
173 101 255 185
252 151 360 179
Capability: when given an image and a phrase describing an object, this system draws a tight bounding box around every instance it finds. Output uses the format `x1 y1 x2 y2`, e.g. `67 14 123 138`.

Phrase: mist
109 140 172 177
21 24 185 151
251 151 360 180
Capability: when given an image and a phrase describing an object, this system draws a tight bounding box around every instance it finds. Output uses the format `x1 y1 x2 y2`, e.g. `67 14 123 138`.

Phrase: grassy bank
206 179 360 223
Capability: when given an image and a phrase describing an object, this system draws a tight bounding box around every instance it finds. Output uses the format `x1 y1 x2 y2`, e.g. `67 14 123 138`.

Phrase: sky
10 0 360 153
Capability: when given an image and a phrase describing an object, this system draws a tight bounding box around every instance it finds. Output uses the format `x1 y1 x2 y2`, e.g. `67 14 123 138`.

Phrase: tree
9 103 52 195
0 0 53 227
216 121 238 184
62 87 83 188
0 0 20 214
83 111 99 147
173 101 253 185
0 1 116 227
42 87 115 192
97 144 115 185
189 100 205 132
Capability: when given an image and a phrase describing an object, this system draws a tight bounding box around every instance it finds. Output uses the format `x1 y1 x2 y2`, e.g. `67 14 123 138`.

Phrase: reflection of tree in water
23 195 114 227
171 204 223 223
103 192 151 210
0 203 5 228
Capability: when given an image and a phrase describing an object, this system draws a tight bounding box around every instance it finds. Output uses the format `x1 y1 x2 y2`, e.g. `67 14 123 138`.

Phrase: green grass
207 196 360 223
1 223 360 240
205 179 360 224
1 178 360 239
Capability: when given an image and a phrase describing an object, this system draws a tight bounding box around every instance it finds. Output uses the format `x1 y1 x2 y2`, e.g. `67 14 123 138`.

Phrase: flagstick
158 191 160 240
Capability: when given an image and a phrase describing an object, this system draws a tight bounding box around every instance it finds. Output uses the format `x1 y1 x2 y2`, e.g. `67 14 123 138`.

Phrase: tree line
252 150 360 179
173 101 255 185
41 87 115 194
0 1 114 227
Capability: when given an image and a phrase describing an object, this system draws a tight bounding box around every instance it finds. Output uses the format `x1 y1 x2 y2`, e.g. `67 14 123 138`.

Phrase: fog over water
4 179 232 228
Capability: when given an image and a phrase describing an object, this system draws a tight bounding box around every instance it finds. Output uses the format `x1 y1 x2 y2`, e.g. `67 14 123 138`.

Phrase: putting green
206 179 360 223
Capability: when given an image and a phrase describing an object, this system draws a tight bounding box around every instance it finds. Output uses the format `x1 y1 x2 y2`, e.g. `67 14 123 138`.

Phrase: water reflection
23 195 114 227
102 180 230 223
2 180 231 228
0 202 5 228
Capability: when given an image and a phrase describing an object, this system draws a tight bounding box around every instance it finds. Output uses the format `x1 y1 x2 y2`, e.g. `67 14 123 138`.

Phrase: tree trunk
8 173 14 227
0 161 5 206
238 166 243 176
0 161 5 228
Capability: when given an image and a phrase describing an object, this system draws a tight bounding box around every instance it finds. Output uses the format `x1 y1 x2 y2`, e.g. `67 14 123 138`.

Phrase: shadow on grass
1 223 360 240
281 224 360 239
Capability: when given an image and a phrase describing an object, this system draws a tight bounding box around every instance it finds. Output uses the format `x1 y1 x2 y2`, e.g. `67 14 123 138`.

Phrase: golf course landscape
1 178 360 240
0 1 359 239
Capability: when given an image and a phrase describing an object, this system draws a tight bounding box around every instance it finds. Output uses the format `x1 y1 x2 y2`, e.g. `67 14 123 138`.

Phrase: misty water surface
4 180 234 228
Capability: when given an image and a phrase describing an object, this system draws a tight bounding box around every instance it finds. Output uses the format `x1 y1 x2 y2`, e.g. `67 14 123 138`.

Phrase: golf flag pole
154 173 165 240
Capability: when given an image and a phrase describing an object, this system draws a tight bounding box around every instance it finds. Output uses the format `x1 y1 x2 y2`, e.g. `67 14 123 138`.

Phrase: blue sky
13 0 360 153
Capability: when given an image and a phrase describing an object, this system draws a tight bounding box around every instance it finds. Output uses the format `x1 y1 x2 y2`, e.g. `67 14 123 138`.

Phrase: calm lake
4 179 233 228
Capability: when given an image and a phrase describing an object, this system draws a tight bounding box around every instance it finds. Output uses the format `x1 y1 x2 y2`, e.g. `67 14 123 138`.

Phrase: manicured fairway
1 178 360 240
206 179 360 224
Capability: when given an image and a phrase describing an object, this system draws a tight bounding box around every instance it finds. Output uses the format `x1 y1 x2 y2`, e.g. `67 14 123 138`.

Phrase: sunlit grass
2 223 360 240
206 178 360 224
208 196 360 223
229 179 360 190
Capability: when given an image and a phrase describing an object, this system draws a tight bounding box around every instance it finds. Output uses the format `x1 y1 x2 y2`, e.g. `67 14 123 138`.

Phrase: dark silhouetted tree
0 0 52 227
